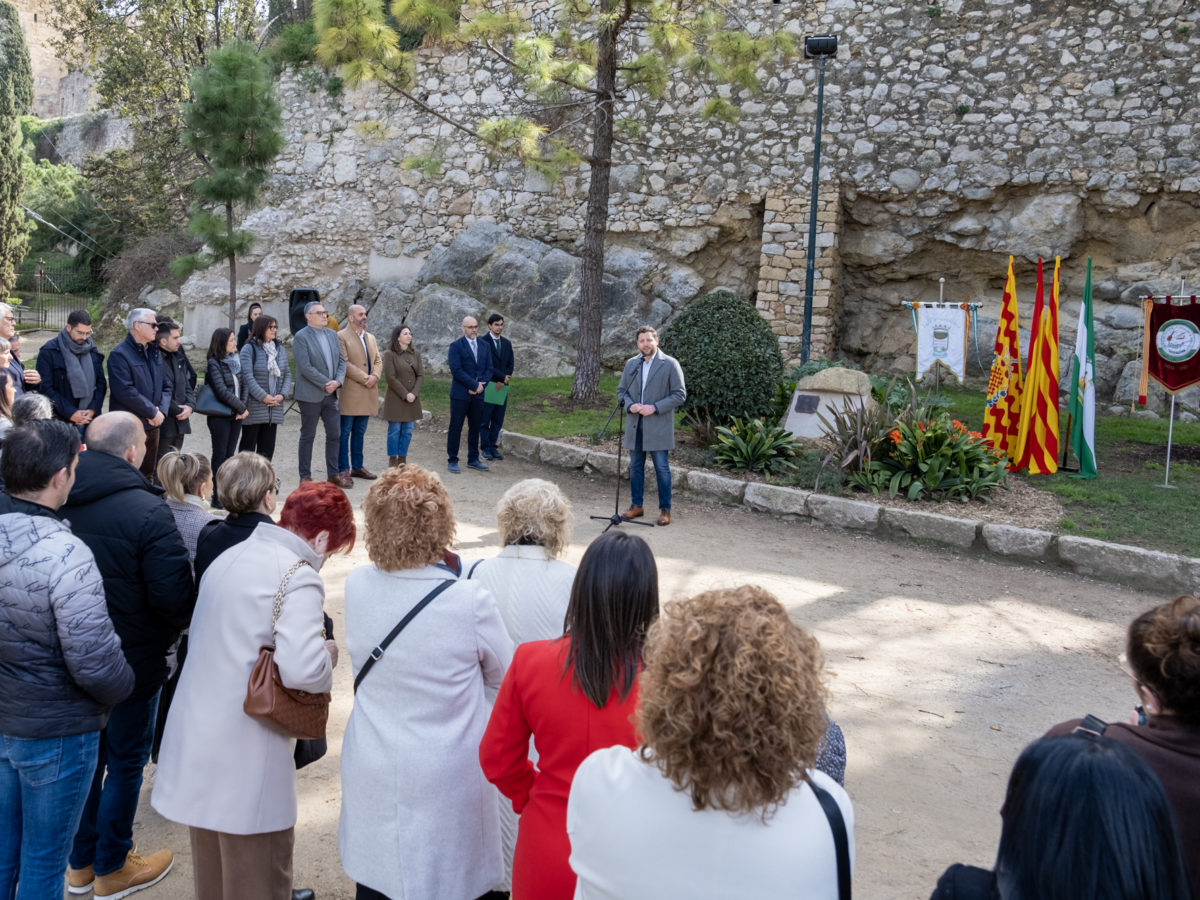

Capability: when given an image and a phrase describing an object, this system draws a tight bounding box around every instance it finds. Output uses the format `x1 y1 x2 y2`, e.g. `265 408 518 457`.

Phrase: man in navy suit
478 313 514 460
446 315 490 473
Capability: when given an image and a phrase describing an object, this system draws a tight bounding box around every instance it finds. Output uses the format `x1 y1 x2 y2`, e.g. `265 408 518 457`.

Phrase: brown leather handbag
243 559 331 740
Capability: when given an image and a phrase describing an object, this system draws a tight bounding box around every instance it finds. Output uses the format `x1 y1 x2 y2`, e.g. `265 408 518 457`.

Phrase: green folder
484 382 509 405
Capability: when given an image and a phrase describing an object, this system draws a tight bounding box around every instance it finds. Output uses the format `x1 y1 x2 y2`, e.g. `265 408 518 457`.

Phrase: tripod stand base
590 513 655 533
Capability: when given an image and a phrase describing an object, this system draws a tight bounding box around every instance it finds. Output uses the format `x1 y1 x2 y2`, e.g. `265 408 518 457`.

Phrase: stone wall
173 0 1200 405
10 0 90 118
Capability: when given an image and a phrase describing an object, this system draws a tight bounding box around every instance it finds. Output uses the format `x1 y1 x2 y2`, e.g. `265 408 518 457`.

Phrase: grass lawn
937 382 1200 557
412 374 625 440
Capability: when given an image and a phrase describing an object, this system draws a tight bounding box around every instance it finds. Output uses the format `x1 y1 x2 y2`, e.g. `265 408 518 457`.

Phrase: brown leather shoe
328 476 348 490
657 509 671 526
351 468 377 479
299 476 312 484
620 505 644 520
339 471 355 488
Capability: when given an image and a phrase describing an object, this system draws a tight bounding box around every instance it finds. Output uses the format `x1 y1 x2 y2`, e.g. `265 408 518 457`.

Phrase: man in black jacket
108 308 170 484
154 316 196 465
35 308 107 433
62 411 194 899
478 312 514 460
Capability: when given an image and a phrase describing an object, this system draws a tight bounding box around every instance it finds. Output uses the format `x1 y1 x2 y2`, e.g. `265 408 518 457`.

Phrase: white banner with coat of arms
915 303 971 383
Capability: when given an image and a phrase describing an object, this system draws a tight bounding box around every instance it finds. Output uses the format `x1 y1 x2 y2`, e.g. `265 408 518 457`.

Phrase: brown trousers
188 826 294 900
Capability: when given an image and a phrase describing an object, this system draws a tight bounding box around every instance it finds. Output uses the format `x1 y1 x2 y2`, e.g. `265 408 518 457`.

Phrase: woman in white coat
152 477 356 900
567 584 855 900
339 465 514 900
466 478 576 890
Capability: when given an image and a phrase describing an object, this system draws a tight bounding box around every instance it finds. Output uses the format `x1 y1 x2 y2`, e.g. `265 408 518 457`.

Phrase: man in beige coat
337 305 383 484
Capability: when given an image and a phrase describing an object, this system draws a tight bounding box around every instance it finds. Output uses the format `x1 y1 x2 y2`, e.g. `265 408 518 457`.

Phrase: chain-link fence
10 261 99 331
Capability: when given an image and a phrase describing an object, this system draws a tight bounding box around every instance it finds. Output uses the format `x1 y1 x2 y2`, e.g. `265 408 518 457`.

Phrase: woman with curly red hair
566 584 853 899
153 480 354 900
479 529 659 900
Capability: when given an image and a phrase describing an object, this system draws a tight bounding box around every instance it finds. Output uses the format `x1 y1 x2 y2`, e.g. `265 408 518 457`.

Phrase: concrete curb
499 431 1200 594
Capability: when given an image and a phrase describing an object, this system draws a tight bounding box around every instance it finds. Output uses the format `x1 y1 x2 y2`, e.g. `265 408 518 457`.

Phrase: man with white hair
107 308 170 483
0 301 41 395
292 300 347 486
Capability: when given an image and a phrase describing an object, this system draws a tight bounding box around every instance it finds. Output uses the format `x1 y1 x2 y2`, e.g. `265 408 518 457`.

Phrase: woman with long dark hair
381 324 422 466
1045 593 1200 895
204 327 248 508
479 530 659 900
239 315 291 460
236 302 262 351
931 733 1191 900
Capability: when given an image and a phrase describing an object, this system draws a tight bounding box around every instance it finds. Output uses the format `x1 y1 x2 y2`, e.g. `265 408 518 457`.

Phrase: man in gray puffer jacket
0 419 134 900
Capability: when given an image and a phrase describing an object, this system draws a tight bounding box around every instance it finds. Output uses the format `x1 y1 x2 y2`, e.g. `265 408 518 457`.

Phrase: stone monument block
784 367 875 441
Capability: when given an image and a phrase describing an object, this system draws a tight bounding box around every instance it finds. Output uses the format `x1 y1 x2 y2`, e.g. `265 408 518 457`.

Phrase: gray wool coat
239 339 293 426
617 350 687 451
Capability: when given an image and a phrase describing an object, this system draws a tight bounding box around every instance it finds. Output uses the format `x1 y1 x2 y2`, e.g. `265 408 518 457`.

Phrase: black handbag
195 383 232 417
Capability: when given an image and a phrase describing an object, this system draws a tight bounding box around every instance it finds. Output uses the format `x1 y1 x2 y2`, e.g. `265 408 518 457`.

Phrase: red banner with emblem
1139 297 1200 402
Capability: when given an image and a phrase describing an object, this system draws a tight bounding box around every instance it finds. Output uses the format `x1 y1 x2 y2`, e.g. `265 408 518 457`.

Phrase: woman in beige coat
382 325 423 466
152 479 357 900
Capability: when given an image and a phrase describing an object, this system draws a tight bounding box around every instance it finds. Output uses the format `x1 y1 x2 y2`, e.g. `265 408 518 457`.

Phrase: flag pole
1162 395 1177 489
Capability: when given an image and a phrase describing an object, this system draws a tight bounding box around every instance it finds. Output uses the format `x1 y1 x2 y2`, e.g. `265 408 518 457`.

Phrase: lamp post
800 34 837 364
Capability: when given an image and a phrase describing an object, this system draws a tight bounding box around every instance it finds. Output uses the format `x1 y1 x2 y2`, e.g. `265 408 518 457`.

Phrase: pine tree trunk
226 200 237 329
570 2 619 404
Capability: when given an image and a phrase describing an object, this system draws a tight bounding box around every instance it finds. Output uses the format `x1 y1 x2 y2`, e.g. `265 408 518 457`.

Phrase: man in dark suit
478 313 514 460
446 315 490 473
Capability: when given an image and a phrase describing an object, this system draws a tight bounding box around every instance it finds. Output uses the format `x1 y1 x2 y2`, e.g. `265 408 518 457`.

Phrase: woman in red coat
479 530 659 900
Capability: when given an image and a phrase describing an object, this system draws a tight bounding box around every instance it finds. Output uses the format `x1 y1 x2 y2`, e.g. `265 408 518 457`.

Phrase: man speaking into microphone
616 325 686 527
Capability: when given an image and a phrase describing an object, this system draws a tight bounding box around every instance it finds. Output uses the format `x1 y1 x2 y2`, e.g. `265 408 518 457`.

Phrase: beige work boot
93 849 173 899
67 863 94 894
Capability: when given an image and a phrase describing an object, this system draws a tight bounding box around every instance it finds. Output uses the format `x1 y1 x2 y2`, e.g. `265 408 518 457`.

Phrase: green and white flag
1068 258 1097 478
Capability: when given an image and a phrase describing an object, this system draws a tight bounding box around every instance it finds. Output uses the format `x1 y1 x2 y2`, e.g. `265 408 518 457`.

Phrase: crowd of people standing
1 301 1198 900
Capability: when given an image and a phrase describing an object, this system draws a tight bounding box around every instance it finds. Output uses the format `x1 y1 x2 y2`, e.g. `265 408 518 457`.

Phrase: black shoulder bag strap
810 779 851 900
352 580 455 694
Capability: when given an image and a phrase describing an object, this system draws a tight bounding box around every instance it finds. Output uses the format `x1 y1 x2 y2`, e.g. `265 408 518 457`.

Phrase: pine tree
173 42 284 328
0 78 29 298
316 0 795 402
0 1 33 114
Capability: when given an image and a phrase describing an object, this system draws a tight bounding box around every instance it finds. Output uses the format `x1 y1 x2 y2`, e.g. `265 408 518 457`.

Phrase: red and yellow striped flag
982 256 1023 459
1012 257 1061 474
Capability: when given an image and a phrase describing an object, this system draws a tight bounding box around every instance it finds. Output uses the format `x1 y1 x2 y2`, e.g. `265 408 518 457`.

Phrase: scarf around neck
54 327 97 403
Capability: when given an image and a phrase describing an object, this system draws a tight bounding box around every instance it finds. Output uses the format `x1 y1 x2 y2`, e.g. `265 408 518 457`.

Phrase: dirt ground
110 413 1158 900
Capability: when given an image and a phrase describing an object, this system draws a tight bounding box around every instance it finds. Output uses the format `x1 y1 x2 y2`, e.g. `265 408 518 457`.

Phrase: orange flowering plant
850 412 1007 501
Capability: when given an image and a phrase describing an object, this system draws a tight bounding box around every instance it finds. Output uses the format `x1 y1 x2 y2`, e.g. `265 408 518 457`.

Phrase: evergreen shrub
659 290 783 428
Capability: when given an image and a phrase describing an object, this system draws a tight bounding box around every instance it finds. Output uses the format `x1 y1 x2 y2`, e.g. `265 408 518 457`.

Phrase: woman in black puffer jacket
204 328 249 509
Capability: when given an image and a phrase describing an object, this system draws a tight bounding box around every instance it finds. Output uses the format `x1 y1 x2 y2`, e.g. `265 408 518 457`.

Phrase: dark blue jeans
479 400 507 454
447 394 484 465
0 731 100 900
629 449 672 510
338 414 370 471
69 691 160 876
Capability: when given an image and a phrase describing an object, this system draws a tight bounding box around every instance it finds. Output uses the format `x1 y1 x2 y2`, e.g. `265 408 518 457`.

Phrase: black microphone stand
591 401 655 533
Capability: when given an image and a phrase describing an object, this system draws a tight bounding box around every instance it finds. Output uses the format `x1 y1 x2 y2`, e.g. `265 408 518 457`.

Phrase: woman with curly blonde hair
338 465 513 900
567 584 854 899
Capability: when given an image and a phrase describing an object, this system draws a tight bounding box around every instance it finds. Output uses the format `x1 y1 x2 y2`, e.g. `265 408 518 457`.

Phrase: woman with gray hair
467 477 576 892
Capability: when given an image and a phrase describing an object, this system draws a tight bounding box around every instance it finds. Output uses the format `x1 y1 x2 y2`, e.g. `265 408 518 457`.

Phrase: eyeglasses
271 477 281 493
266 325 278 331
139 319 158 328
464 325 479 330
310 310 328 317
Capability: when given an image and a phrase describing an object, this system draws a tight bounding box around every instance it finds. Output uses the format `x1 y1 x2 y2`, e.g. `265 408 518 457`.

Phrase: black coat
205 357 248 415
160 348 198 438
63 450 196 699
107 334 170 429
35 338 107 421
194 512 273 585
